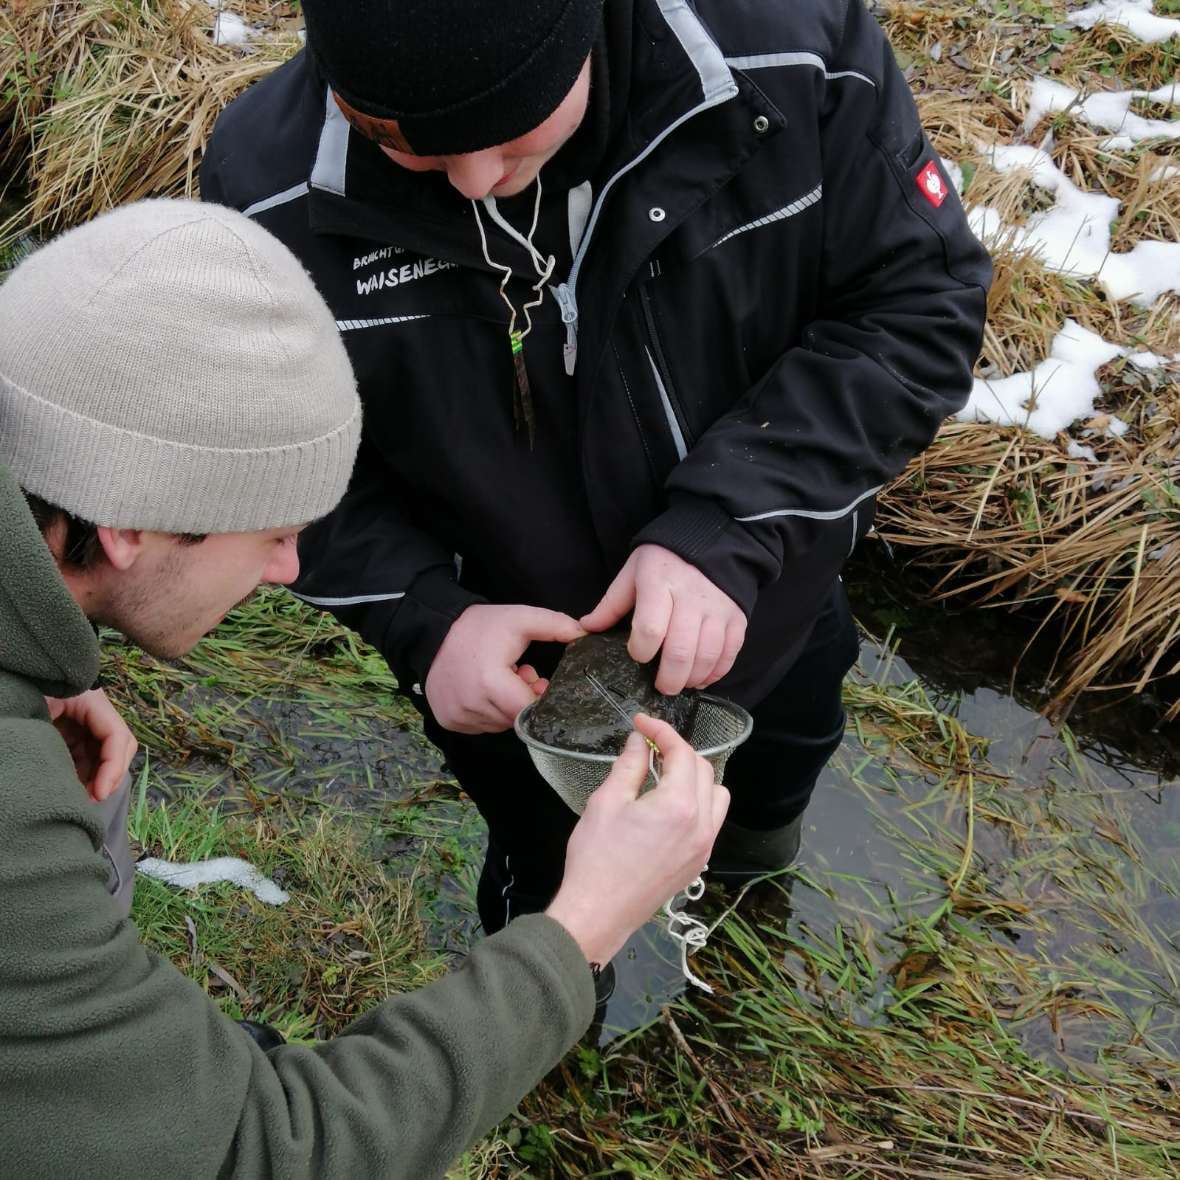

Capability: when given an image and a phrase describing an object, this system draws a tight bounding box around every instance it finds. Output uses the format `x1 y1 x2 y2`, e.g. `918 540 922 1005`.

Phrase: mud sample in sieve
527 629 699 755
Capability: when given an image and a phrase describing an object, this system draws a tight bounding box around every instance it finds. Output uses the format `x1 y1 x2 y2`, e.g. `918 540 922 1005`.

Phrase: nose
264 543 300 587
444 149 508 200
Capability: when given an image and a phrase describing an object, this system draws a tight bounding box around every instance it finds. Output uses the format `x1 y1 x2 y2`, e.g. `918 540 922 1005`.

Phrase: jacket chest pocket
629 264 761 455
637 200 823 444
637 281 693 460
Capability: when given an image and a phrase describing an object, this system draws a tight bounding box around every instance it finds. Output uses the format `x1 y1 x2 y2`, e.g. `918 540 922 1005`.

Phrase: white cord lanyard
471 179 555 443
645 745 714 994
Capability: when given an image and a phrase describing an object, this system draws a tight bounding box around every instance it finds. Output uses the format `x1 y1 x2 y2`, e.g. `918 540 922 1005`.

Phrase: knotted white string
663 870 713 994
646 742 715 993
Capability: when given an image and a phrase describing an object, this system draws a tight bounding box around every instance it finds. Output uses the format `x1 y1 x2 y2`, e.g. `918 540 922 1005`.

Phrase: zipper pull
553 281 579 376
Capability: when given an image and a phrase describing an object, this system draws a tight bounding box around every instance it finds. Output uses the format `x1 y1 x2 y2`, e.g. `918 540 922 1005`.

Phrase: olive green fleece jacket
0 463 595 1179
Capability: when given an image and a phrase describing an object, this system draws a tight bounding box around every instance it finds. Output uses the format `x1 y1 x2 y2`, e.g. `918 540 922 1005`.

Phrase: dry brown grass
2 0 1178 712
869 2 1180 715
879 370 1180 716
0 0 299 249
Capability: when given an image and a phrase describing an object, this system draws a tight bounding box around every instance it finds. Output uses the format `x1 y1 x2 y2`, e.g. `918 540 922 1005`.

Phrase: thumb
487 667 541 722
580 564 636 632
596 729 655 805
513 607 586 645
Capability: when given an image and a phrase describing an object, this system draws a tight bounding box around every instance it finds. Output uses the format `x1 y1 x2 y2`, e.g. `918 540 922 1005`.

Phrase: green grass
129 763 444 1041
109 589 1179 1178
499 673 1179 1178
20 0 1177 1168
101 590 428 802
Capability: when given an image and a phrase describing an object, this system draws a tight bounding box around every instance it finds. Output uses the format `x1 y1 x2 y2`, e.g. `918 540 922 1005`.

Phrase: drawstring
664 871 713 994
645 742 714 995
580 674 717 993
471 178 555 444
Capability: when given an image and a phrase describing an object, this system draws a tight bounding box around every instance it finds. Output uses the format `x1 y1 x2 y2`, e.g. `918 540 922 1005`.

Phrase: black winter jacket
201 0 991 706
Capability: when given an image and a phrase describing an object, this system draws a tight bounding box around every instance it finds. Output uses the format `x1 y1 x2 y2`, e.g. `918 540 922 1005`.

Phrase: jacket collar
303 0 762 266
302 0 786 384
0 464 100 700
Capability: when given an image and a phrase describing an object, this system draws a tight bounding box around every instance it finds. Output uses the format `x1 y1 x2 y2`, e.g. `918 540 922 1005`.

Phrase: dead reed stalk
0 0 298 248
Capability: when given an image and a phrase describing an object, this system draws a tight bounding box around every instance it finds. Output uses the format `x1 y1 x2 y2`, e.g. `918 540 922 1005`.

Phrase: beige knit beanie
0 199 360 533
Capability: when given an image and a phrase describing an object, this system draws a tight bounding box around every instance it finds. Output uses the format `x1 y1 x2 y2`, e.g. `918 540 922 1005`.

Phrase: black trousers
423 581 859 934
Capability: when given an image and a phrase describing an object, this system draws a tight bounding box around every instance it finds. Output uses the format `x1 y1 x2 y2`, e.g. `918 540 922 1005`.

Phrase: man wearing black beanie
203 0 989 1006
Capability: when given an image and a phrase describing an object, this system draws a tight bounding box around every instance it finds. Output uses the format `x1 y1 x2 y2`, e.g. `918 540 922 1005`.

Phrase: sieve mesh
515 694 753 815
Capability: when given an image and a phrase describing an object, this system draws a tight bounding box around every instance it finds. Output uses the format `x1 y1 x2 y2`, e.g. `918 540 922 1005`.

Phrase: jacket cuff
395 566 486 696
632 493 766 617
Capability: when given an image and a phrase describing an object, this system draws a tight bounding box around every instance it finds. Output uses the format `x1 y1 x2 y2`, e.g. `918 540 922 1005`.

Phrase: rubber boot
707 814 803 887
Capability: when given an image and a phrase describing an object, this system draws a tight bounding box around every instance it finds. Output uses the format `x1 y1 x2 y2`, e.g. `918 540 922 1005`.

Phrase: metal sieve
515 693 753 815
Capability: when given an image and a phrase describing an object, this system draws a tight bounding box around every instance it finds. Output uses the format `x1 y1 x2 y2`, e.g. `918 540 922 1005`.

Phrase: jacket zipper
639 282 694 456
551 3 739 376
553 282 579 376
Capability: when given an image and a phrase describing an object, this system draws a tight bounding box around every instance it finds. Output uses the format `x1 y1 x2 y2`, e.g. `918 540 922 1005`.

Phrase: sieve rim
514 693 753 763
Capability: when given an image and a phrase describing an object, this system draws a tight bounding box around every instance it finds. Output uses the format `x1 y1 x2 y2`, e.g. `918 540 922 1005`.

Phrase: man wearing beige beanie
0 200 729 1176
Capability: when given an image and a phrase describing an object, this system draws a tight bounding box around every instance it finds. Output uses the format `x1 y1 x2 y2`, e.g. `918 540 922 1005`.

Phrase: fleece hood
0 463 100 699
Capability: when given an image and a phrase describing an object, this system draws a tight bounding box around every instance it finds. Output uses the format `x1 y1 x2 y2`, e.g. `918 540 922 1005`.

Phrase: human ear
95 526 148 572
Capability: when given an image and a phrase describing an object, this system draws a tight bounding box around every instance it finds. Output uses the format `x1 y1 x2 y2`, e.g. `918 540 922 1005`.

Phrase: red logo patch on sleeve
917 161 949 208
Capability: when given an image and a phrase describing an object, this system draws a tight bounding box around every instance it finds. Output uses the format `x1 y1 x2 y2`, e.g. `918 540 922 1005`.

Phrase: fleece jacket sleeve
635 0 991 616
0 719 594 1180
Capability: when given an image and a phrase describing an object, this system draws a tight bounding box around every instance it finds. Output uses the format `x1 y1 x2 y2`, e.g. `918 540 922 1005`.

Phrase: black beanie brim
303 0 604 156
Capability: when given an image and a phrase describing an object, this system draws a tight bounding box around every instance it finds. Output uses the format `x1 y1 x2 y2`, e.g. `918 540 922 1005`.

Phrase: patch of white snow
1023 76 1180 144
212 11 251 46
969 142 1180 306
957 320 1126 438
978 143 1119 273
137 856 290 904
1103 241 1180 305
1066 0 1180 43
1126 350 1169 369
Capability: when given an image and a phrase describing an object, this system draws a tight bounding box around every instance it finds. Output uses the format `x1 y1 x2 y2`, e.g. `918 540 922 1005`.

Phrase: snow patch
137 856 290 904
971 143 1119 275
957 320 1126 438
1149 163 1180 181
1067 440 1099 461
1066 0 1180 44
211 11 251 45
1126 350 1174 368
968 142 1180 306
1023 76 1180 143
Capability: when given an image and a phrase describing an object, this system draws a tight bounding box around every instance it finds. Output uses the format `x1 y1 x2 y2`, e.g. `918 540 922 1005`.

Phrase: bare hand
581 544 747 695
546 714 730 966
44 688 138 802
425 603 584 734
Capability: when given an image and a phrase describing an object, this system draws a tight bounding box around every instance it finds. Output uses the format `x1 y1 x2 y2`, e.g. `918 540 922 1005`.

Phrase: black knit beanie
301 0 604 156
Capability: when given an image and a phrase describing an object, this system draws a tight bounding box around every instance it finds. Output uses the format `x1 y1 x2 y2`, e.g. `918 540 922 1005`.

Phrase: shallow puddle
599 600 1178 1068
